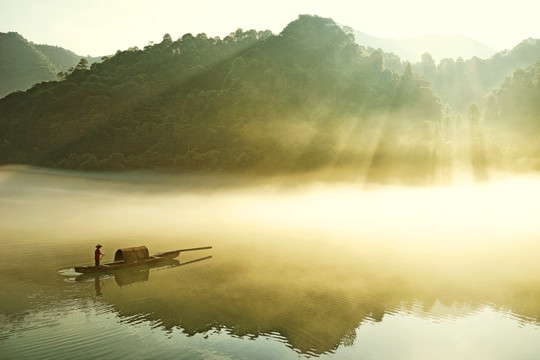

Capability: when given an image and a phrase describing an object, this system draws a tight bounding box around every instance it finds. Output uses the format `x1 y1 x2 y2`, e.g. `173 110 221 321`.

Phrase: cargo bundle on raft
74 245 212 274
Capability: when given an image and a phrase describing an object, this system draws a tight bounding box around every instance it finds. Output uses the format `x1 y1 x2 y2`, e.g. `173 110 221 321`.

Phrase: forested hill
0 15 441 175
0 32 101 98
412 38 540 111
486 59 540 129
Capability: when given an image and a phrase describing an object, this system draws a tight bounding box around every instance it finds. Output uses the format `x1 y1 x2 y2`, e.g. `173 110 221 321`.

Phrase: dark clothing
95 259 100 266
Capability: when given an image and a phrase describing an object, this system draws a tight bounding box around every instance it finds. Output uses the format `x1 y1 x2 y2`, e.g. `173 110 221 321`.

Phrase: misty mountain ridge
412 37 540 111
1 15 539 179
2 28 537 105
0 32 101 98
354 30 497 62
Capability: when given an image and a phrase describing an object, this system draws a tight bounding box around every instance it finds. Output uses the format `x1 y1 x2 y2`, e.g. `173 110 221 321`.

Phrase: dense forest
0 16 442 179
0 15 539 181
481 59 540 171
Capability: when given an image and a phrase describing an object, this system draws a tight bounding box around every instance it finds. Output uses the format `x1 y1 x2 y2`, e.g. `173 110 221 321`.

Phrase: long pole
177 246 212 252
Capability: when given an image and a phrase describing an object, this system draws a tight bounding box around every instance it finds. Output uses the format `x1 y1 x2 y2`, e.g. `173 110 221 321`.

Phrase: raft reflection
77 257 212 295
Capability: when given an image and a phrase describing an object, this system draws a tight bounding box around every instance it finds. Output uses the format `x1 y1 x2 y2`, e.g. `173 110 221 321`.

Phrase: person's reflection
94 275 103 296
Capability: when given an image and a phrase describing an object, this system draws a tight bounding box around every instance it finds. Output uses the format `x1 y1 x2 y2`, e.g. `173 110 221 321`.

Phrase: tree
419 52 436 79
162 33 172 45
467 103 481 125
75 58 89 71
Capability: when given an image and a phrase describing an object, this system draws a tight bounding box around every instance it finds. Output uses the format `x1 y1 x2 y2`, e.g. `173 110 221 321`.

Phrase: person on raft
95 244 104 266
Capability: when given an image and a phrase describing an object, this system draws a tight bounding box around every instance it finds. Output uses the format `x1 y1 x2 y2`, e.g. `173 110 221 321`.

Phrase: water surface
1 166 540 359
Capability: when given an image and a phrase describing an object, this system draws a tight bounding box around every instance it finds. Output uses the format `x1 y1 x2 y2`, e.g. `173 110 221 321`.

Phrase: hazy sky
1 0 539 56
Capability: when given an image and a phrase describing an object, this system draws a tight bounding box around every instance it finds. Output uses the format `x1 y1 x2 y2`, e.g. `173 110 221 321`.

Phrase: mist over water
1 165 540 359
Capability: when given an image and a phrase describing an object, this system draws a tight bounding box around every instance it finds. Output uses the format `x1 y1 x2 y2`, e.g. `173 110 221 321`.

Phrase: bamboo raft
74 246 212 274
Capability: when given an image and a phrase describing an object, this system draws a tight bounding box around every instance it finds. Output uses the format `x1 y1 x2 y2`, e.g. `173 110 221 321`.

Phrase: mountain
34 44 97 73
412 38 540 111
0 15 441 177
479 59 540 171
0 32 101 98
486 59 540 129
0 32 57 98
354 31 496 62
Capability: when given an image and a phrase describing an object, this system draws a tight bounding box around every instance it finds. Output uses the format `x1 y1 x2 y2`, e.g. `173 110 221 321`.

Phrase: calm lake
1 166 539 359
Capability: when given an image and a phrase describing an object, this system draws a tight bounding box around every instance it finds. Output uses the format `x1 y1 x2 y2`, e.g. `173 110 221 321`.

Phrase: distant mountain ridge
412 37 540 111
0 32 101 98
354 30 497 62
355 30 540 111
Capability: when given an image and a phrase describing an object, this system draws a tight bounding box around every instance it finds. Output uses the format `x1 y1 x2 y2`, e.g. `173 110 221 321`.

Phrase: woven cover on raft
114 246 149 263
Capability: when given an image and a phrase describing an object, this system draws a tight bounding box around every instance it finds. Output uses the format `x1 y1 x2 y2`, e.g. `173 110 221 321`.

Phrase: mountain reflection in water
1 166 540 359
88 241 540 356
